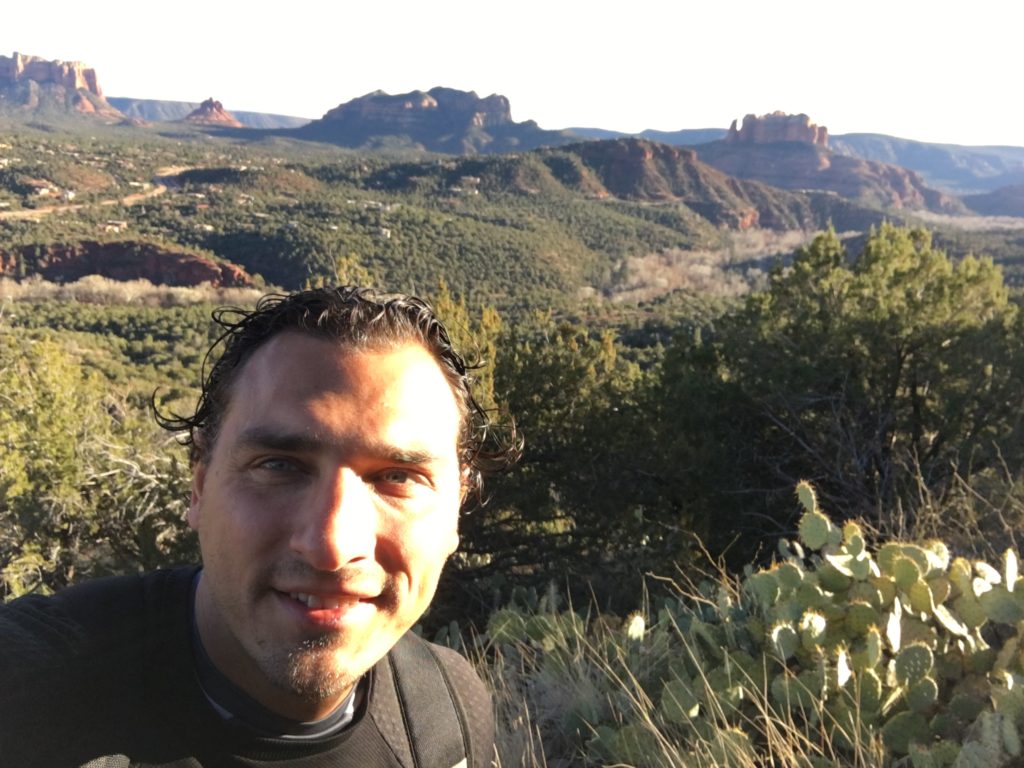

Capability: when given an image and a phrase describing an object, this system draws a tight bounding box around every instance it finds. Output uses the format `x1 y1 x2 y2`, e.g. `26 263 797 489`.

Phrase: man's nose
289 468 378 571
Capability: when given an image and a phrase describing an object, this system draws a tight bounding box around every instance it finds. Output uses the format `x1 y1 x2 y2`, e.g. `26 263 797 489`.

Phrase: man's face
188 333 463 720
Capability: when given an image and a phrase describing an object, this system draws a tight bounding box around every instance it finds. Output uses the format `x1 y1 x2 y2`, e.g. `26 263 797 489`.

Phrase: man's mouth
288 592 362 610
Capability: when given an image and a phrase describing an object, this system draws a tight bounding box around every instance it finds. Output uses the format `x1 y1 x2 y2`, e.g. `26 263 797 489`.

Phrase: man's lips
287 591 361 610
273 589 378 628
274 581 382 610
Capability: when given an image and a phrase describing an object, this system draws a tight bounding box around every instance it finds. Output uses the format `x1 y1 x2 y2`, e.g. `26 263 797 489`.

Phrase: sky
4 0 1020 147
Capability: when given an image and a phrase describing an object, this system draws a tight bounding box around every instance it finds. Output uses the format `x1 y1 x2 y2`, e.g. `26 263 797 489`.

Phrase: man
0 286 517 767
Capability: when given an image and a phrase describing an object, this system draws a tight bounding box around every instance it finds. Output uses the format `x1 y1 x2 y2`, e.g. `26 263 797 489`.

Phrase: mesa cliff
294 87 575 154
0 52 102 94
0 51 122 118
726 112 829 147
321 87 513 129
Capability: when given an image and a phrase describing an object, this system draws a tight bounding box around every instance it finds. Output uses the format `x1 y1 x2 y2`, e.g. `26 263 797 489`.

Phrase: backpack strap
388 633 469 768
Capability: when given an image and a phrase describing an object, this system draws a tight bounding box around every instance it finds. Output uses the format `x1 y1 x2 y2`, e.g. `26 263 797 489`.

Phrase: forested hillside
0 129 891 307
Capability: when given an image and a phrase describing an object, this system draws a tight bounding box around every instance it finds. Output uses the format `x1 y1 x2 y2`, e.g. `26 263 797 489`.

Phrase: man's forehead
224 333 464 431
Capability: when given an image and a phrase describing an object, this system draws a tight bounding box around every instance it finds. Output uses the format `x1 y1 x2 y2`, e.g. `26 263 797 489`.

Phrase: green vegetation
0 333 195 596
0 130 856 309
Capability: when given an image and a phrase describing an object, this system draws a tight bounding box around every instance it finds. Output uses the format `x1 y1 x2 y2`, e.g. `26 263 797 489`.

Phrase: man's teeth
289 592 355 610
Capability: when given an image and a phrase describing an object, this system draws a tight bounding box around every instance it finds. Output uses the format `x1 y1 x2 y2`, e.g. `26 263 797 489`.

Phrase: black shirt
0 567 494 767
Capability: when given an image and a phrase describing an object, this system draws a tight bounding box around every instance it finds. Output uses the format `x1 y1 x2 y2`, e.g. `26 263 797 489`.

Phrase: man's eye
376 468 413 485
254 458 299 472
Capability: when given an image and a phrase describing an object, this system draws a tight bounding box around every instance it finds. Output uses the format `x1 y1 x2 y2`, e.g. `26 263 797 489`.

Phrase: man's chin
274 639 364 704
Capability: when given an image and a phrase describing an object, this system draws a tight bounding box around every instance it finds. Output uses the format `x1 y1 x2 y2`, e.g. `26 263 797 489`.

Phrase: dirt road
0 166 190 222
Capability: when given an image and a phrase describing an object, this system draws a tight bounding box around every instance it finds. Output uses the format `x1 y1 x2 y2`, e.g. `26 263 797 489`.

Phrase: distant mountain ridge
571 116 1024 199
4 51 1023 215
828 134 1024 194
108 97 309 129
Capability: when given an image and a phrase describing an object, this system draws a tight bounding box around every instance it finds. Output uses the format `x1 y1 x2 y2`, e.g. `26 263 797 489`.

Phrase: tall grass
476 583 888 767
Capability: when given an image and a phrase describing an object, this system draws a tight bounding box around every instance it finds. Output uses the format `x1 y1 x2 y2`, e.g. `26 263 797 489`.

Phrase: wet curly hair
156 285 519 508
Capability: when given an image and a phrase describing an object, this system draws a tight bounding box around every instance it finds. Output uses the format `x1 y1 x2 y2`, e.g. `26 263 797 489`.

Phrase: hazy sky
4 0 1019 146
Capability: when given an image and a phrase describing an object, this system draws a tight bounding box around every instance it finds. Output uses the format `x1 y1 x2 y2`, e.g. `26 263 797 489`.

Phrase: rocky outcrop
182 98 243 128
320 87 513 129
727 112 828 147
574 139 699 200
0 52 102 94
0 241 254 287
0 51 122 118
295 87 575 155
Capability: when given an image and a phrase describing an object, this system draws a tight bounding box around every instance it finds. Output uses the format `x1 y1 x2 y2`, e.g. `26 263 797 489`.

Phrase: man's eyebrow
234 427 442 465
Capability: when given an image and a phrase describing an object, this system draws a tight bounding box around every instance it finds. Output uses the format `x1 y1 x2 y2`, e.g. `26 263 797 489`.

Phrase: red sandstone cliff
0 51 122 118
727 112 829 147
0 241 254 288
0 52 102 94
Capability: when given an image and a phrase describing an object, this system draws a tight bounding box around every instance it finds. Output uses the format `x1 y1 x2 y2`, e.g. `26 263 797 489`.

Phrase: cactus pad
795 480 818 514
798 508 832 551
905 676 939 712
895 644 934 687
800 610 827 650
880 710 930 755
1005 550 1019 593
893 555 923 592
660 678 701 723
770 622 799 660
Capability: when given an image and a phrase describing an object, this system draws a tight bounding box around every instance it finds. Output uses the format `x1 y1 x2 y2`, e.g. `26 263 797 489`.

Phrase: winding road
0 165 189 221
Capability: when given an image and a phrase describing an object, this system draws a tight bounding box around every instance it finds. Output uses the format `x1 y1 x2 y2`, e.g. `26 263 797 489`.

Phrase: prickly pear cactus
709 481 1024 762
757 482 1024 762
488 481 1024 767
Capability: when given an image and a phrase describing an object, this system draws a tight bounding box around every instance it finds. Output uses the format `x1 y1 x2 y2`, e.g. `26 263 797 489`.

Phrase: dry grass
609 230 816 303
0 275 265 307
474 589 890 768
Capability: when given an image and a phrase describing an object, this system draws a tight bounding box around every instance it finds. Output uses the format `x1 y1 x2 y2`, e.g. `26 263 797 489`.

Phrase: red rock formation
0 51 122 117
0 241 254 288
0 51 102 94
727 112 829 147
183 98 244 128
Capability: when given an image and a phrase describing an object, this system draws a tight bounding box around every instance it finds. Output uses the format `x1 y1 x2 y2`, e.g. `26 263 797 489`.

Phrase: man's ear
459 466 474 506
188 459 207 532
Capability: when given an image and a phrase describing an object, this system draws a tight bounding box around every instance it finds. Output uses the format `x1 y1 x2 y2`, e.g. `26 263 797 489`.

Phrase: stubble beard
271 633 361 702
